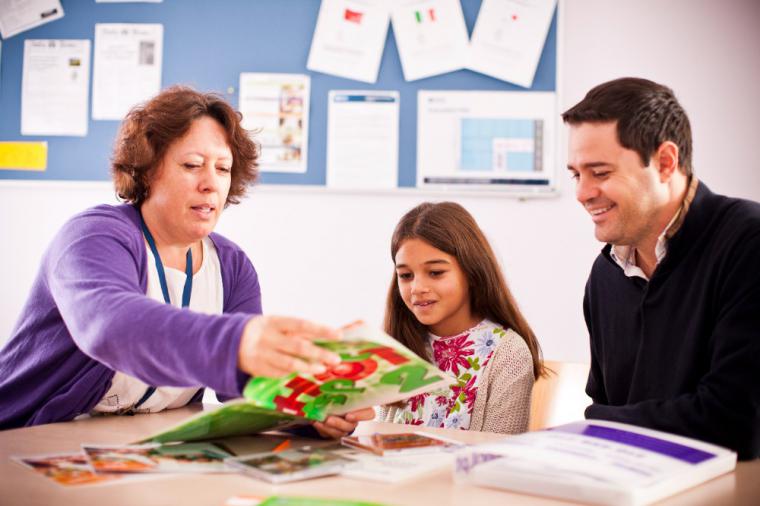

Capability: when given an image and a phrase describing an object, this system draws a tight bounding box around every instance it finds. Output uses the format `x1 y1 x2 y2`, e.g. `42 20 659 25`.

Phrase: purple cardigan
0 204 262 429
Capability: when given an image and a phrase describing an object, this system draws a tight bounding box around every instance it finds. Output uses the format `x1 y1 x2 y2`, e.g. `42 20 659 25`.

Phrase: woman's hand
312 407 376 439
238 315 341 377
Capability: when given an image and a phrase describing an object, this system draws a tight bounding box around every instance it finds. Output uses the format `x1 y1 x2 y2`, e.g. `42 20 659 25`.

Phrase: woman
0 87 371 438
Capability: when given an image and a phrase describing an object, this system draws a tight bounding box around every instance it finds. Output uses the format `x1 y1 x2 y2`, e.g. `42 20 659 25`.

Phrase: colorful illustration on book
142 324 455 444
13 453 124 487
244 339 449 421
396 321 505 429
142 403 307 443
83 442 231 473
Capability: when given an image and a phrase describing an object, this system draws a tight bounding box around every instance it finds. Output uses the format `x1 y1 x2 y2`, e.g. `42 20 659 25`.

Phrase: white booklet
454 420 736 506
467 0 556 88
390 0 469 81
307 0 390 83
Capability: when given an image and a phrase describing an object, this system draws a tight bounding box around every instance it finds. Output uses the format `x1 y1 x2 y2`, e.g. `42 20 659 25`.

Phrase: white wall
1 0 759 363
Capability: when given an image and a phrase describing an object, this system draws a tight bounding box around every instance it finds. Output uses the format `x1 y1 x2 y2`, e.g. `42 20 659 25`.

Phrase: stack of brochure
454 420 737 506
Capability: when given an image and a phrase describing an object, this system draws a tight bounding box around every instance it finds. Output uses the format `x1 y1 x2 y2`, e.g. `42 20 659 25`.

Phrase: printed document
239 73 310 173
22 39 90 136
92 23 163 120
0 0 63 39
417 90 556 193
327 90 399 189
390 0 468 81
307 0 389 83
467 0 556 88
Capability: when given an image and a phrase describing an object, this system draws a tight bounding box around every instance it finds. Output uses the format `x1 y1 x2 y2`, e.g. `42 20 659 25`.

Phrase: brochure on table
454 419 737 506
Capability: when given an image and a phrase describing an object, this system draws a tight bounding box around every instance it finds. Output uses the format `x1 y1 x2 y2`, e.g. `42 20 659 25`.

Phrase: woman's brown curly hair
112 86 259 206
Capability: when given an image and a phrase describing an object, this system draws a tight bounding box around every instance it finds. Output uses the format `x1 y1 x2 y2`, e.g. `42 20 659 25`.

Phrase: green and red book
141 324 454 443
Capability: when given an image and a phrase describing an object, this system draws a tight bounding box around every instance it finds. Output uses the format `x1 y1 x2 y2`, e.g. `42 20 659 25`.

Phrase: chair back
529 360 592 431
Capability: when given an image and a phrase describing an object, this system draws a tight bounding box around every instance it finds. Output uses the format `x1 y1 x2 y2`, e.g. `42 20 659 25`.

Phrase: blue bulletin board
0 0 557 186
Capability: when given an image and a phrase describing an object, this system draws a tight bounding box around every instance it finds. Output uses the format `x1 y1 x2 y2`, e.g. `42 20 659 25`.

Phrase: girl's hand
312 408 376 439
238 315 341 377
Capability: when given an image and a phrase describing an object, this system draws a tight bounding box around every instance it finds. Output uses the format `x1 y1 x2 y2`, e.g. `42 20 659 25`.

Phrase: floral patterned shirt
394 319 506 430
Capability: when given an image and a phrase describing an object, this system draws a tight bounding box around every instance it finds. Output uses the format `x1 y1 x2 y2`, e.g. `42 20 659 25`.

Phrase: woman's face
142 116 233 244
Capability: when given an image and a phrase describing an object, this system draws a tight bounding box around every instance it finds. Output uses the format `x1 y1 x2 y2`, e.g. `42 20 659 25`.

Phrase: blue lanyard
134 211 193 410
139 212 193 308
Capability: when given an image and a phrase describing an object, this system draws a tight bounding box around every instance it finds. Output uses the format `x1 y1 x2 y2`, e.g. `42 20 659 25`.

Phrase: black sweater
584 182 760 460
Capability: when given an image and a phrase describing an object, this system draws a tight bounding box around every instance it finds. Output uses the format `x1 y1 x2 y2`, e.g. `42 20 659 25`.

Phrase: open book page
140 402 308 443
140 324 454 443
454 420 737 506
244 324 455 420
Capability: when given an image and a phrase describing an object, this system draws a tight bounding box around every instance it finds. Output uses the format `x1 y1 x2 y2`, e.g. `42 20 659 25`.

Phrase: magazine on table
11 452 150 487
225 447 349 483
454 419 737 506
141 323 455 444
82 442 232 474
341 432 460 456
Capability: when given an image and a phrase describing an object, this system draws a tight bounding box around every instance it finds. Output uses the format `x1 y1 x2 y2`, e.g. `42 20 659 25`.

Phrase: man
563 77 759 460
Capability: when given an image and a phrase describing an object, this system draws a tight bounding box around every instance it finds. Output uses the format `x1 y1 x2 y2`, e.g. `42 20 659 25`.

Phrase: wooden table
1 405 758 505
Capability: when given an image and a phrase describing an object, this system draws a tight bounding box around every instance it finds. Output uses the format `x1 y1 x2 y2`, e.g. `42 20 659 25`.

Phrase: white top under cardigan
92 236 224 414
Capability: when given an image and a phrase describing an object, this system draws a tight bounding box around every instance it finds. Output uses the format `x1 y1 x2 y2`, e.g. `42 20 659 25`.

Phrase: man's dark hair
562 77 693 177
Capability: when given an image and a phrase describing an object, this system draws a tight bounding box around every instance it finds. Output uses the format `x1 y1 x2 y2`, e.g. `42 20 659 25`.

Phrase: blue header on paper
332 95 397 103
551 424 716 464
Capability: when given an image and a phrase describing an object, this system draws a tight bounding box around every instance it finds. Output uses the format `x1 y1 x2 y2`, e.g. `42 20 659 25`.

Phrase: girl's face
394 238 478 337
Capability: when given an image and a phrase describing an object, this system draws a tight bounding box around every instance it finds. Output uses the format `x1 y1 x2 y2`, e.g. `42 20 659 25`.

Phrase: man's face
567 122 668 248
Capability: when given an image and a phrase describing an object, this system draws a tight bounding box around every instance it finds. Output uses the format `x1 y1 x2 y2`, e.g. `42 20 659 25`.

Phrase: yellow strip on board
0 142 48 171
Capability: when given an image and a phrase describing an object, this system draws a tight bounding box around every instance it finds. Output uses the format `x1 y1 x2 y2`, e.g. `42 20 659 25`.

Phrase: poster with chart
417 90 556 193
239 73 310 173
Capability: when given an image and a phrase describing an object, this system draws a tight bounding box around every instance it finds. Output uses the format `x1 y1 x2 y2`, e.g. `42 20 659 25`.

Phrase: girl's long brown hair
384 202 546 380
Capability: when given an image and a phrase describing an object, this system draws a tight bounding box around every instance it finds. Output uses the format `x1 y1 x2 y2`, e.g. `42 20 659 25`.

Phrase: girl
378 202 544 434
